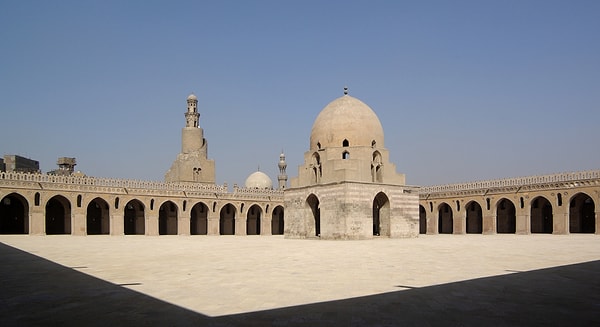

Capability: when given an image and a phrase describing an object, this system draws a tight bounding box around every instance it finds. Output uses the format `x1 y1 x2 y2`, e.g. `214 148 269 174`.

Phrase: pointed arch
190 202 208 235
531 196 553 233
438 203 453 234
306 194 320 237
246 204 262 235
496 198 516 233
311 153 322 184
569 193 595 233
373 192 390 236
219 203 236 235
465 201 483 234
124 199 145 235
371 151 383 183
0 193 29 234
46 195 71 235
86 197 110 235
271 205 284 235
159 201 178 235
419 205 427 234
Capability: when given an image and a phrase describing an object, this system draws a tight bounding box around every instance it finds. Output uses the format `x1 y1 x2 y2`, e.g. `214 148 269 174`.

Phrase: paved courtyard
1 234 599 326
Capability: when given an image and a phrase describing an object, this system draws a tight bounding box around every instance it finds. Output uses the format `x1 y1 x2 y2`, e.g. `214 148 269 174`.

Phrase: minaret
185 94 199 128
278 151 288 190
165 93 216 184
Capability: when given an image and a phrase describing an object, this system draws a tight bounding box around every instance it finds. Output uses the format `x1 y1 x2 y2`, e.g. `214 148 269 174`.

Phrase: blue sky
1 0 599 186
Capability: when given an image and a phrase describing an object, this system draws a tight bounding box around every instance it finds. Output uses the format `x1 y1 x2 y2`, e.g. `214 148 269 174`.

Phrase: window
342 139 349 147
342 151 350 159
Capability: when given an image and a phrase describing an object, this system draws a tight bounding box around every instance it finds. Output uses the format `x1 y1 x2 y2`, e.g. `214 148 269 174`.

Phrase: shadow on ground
1 242 599 326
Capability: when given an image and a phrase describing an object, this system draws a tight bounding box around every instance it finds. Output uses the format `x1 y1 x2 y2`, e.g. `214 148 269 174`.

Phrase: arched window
342 151 350 159
342 139 349 147
371 140 376 148
557 193 562 206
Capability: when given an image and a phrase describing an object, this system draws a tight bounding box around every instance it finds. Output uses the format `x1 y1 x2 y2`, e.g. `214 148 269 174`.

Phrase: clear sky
1 0 599 187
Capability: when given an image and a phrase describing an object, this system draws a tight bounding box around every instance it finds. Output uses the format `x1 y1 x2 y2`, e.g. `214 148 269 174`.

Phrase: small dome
245 171 273 189
187 93 197 101
310 93 384 151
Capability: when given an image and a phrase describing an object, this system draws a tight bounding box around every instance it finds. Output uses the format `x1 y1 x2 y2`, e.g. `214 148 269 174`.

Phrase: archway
311 153 321 184
371 151 383 183
419 205 427 234
373 192 390 236
46 195 71 235
86 197 109 235
531 197 553 233
0 193 29 234
497 198 516 233
306 194 320 237
124 199 145 235
219 203 236 235
159 201 178 235
271 205 284 235
190 202 208 235
246 204 262 235
466 201 483 234
438 203 453 234
569 193 595 233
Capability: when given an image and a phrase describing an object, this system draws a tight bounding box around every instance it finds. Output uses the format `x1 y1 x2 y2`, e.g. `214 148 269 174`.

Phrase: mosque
0 90 598 237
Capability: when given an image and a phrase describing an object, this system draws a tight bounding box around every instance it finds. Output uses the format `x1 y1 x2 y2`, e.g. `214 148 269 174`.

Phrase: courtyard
1 234 599 326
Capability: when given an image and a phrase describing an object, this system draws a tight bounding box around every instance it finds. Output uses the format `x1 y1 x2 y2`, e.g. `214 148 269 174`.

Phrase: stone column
482 213 495 234
427 208 438 234
261 214 272 236
455 210 466 234
594 207 600 235
146 213 158 236
516 210 529 235
72 207 86 236
30 206 45 235
236 216 247 235
207 211 219 235
553 206 568 234
111 209 124 236
178 208 190 236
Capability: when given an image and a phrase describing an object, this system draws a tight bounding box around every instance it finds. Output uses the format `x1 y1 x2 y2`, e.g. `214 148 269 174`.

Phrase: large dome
245 171 273 189
310 94 384 151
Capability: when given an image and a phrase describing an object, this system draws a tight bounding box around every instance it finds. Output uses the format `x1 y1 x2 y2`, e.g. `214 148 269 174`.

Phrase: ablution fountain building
1 90 598 237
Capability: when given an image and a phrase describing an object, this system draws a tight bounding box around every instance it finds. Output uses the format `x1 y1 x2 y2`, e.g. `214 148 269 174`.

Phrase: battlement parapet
419 170 600 197
0 172 229 194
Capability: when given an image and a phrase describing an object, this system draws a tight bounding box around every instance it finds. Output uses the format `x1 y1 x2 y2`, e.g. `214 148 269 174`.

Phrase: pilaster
207 214 219 235
455 210 466 234
30 206 45 235
111 211 124 235
146 213 158 236
482 214 495 234
236 217 246 236
72 208 86 235
553 206 568 234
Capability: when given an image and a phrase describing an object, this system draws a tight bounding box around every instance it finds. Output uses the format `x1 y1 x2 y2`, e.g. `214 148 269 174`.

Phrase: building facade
285 89 419 239
0 92 598 236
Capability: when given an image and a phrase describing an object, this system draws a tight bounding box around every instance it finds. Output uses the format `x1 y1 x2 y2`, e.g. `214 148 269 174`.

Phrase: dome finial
343 86 348 95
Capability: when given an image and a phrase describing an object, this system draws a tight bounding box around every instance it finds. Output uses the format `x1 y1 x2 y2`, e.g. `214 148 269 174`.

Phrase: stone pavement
1 234 599 326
